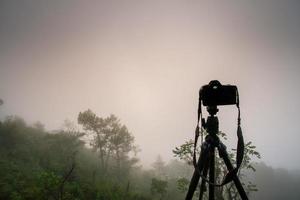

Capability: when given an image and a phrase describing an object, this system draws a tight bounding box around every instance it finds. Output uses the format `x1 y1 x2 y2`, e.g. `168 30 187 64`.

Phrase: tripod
185 106 248 200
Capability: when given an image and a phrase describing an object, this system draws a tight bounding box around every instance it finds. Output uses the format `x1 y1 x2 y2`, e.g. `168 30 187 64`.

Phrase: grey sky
1 0 300 169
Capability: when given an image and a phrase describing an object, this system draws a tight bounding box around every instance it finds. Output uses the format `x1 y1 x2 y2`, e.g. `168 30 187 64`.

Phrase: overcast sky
1 0 300 169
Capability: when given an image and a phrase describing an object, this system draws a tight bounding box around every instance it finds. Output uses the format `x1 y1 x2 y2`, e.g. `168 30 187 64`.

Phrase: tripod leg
185 142 210 200
209 146 215 200
199 155 210 200
218 143 248 200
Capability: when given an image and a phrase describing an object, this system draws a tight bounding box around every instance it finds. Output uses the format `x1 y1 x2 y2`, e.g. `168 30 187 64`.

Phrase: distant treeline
250 162 300 200
0 115 190 200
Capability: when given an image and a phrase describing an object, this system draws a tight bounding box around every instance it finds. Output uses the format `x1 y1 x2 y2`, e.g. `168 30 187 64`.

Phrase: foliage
0 115 148 200
0 113 263 200
173 140 195 165
150 178 168 200
176 177 190 193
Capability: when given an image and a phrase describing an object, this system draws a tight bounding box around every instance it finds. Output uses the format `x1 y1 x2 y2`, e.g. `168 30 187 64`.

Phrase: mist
1 0 300 199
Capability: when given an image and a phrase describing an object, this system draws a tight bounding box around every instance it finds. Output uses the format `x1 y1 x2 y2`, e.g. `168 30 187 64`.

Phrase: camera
200 80 238 106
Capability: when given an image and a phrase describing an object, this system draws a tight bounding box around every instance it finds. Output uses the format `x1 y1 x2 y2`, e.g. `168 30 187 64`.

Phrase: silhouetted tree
78 109 138 178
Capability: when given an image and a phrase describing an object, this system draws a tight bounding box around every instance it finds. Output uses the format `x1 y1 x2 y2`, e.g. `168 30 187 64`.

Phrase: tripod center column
206 116 219 138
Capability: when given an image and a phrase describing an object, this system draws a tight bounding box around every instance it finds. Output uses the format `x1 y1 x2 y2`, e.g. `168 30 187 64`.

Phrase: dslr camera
200 80 238 106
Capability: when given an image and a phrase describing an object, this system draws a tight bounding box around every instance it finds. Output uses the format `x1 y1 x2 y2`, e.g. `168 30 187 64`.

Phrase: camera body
200 80 237 106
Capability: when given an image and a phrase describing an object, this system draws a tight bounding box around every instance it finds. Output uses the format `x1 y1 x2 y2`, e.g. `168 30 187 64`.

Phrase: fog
1 0 300 171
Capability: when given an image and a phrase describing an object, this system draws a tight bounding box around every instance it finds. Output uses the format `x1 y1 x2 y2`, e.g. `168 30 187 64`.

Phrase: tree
173 131 261 199
152 155 166 178
0 115 152 200
0 116 85 199
77 109 138 178
151 178 168 200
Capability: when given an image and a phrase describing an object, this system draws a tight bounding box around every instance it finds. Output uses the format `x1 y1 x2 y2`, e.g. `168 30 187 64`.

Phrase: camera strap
222 90 244 185
193 95 202 171
193 90 244 186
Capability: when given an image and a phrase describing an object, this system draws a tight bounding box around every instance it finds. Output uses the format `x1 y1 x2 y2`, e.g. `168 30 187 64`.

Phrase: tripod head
207 106 219 116
205 106 219 140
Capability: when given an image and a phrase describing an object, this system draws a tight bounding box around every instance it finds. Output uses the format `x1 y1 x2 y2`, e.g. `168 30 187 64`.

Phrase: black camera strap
193 95 202 171
193 90 244 186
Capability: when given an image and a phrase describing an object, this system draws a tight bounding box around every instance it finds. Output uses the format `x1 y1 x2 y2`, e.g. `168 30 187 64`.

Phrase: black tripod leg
185 143 210 200
218 143 248 200
199 155 210 200
209 146 215 200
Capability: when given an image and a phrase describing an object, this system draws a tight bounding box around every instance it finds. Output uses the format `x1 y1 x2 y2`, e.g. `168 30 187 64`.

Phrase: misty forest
1 0 300 200
0 107 299 199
